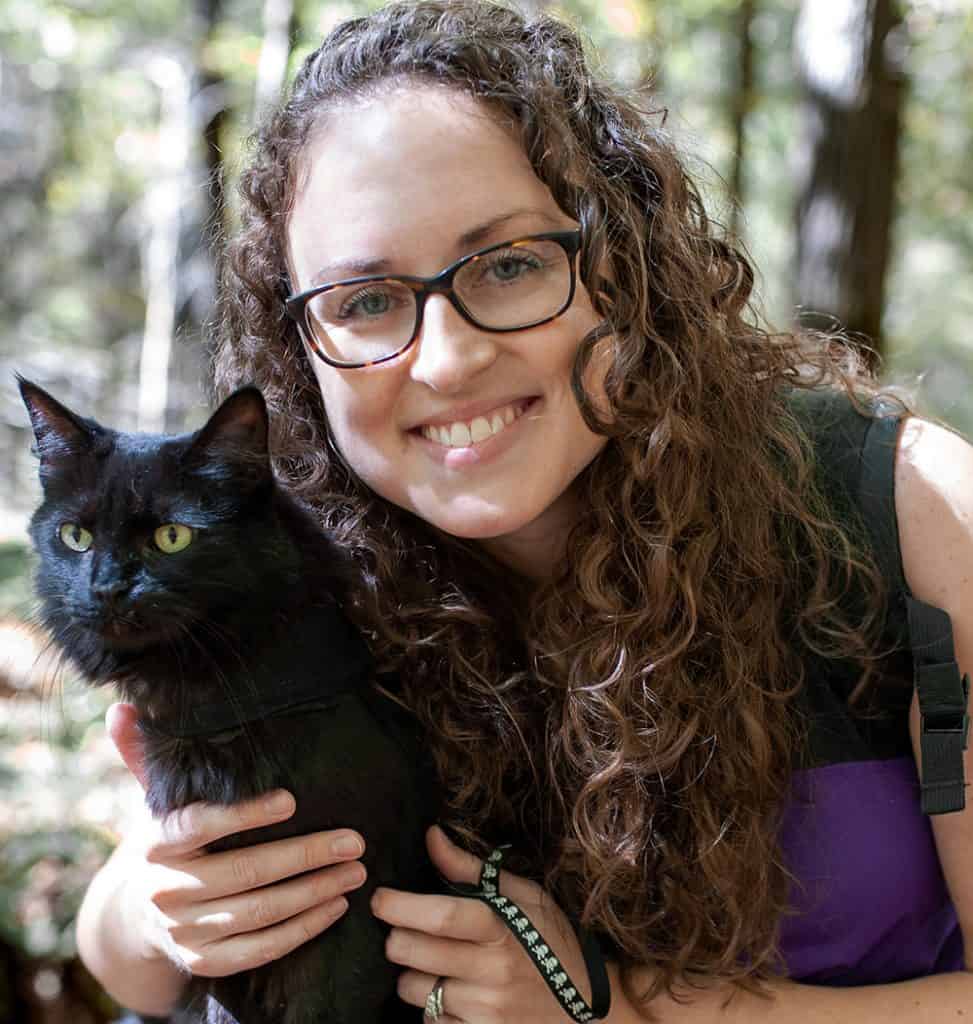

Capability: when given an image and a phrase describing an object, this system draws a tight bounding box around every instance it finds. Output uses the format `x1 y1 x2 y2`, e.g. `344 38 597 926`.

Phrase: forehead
287 85 566 278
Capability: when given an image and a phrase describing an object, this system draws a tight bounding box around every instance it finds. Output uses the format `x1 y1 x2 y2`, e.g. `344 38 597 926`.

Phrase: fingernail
334 834 364 857
343 863 367 888
265 791 294 816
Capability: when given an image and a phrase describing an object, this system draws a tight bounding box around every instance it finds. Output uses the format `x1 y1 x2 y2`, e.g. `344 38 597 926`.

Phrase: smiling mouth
415 397 537 448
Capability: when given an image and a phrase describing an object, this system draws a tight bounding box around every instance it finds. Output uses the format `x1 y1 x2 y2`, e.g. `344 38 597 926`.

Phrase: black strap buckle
922 708 969 737
918 667 970 815
918 665 970 739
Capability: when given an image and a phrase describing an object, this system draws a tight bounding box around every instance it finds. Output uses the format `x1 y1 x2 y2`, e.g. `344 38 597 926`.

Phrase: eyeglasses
284 229 582 369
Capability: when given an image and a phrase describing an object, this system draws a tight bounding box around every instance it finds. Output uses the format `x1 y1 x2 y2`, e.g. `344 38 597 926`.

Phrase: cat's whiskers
181 616 261 705
35 594 98 742
170 621 264 768
204 614 288 737
163 619 192 730
33 627 72 748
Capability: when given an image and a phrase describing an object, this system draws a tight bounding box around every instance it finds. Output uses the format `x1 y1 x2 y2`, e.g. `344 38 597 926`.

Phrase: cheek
549 297 614 425
580 335 615 419
310 362 401 470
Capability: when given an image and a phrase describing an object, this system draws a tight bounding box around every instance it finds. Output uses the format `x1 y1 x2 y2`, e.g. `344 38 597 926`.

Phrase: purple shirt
778 756 964 984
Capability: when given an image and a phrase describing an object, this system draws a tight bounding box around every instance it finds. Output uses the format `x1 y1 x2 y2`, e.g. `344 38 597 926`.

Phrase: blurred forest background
1 0 971 1020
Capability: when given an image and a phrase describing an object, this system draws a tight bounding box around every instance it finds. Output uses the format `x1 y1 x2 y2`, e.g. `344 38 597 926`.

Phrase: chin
432 520 518 542
421 504 535 542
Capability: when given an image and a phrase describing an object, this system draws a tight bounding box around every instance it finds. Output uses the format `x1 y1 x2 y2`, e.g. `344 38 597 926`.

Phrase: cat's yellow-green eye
154 523 194 554
59 523 93 553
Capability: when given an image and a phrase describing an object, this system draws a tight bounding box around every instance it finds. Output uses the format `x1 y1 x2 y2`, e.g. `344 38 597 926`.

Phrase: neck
479 486 584 581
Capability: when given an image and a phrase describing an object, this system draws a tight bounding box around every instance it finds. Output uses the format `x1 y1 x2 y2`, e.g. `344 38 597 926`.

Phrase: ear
17 375 98 468
184 385 271 471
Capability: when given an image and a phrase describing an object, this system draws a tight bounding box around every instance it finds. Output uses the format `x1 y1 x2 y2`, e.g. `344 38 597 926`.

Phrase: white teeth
421 399 530 448
470 417 492 443
449 422 472 447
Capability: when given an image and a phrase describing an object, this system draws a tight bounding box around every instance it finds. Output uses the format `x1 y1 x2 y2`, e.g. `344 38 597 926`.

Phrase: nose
408 294 498 393
91 577 132 608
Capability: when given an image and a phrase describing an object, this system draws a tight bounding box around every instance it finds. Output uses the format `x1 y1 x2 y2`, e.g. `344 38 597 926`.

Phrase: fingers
425 825 539 908
150 825 367 904
396 970 488 1023
372 889 506 944
106 702 149 790
145 791 299 861
425 825 483 886
139 816 370 978
177 895 351 979
385 927 513 987
174 861 367 944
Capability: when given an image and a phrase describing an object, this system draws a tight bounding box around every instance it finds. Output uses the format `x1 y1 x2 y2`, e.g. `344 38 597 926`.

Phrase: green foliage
0 2 971 1009
0 675 142 962
2 0 970 458
0 541 34 618
883 1 973 435
0 827 116 960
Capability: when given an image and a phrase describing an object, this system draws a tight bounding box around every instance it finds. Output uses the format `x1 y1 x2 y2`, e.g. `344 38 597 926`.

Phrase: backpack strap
858 399 970 814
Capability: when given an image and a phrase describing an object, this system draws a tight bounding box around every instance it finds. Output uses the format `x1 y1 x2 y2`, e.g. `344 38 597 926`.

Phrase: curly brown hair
210 0 919 1010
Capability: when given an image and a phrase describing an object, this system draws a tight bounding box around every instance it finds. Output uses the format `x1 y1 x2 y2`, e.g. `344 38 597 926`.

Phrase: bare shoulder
894 414 973 611
894 413 973 961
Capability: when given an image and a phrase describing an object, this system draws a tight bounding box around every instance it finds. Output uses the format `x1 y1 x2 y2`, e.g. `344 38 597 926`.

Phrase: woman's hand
372 824 596 1023
106 703 369 978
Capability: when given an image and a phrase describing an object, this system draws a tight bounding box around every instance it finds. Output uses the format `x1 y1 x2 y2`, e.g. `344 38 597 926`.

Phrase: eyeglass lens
304 238 572 365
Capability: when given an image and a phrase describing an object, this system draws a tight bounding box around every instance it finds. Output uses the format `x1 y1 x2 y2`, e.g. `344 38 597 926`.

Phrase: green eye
59 522 93 553
154 523 193 554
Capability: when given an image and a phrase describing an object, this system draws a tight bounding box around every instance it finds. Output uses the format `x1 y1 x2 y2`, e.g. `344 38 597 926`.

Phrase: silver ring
424 975 447 1020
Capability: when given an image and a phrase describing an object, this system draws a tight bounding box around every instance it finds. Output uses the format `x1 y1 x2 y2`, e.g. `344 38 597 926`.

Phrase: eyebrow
309 208 566 286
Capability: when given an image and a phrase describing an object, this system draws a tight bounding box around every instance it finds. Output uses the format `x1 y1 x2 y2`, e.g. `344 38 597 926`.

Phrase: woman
77 1 973 1021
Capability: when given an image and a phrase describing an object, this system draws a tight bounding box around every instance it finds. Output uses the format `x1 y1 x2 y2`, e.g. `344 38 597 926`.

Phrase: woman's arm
607 964 973 1023
896 415 973 957
76 824 189 1016
76 705 368 1017
607 414 973 1023
76 793 365 1017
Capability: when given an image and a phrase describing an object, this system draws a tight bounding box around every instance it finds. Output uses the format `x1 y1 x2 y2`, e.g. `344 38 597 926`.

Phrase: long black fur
19 378 436 1024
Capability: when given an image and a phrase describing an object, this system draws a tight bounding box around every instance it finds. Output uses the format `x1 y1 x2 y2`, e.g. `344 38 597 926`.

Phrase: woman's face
286 85 610 576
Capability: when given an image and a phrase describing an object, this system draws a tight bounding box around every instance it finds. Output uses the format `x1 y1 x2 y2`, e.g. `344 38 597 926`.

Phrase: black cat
18 378 436 1024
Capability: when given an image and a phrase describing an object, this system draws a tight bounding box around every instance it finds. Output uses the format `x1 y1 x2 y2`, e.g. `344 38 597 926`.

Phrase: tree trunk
199 0 229 242
792 0 907 364
729 0 755 240
137 0 231 433
254 0 296 116
517 0 552 18
137 57 190 433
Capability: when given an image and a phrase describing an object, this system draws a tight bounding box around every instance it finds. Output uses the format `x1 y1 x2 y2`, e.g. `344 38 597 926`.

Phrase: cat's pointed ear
17 375 99 467
185 386 271 472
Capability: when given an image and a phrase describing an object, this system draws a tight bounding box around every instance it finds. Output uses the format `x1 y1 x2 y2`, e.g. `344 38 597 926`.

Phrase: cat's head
18 378 297 679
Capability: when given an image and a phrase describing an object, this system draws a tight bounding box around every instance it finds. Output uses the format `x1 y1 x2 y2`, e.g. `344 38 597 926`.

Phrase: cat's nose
92 580 132 607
